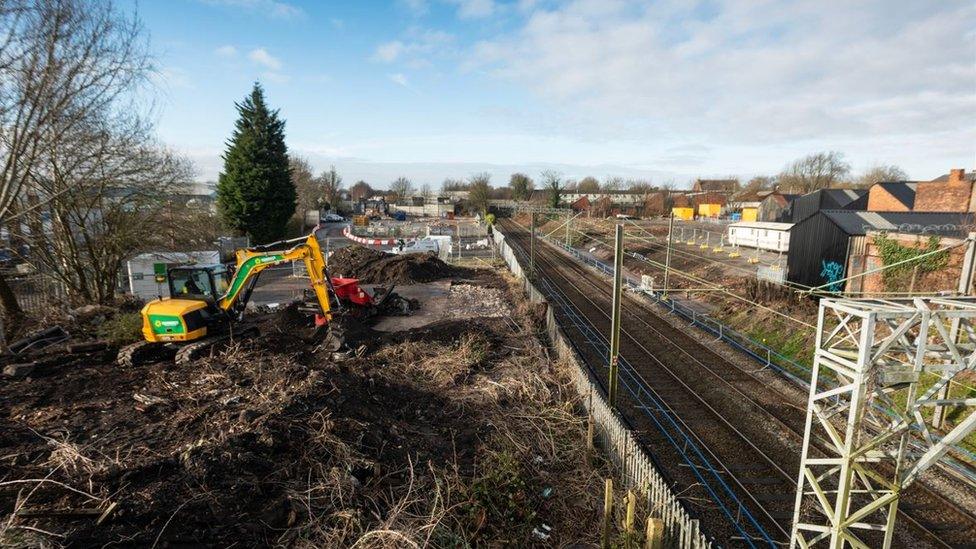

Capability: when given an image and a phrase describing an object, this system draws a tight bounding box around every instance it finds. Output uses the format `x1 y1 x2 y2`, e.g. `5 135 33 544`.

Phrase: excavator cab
168 265 232 301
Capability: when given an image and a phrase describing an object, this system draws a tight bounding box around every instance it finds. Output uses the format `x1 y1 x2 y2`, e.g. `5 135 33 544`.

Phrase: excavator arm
217 232 333 320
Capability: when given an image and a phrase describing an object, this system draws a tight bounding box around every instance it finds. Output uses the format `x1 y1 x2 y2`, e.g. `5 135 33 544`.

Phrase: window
213 270 231 296
170 269 214 298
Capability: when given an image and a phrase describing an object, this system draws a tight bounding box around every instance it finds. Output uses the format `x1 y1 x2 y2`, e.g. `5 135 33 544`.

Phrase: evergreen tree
217 83 295 243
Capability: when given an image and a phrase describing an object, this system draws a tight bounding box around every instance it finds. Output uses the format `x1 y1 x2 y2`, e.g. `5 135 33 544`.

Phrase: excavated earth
328 245 463 285
0 268 609 547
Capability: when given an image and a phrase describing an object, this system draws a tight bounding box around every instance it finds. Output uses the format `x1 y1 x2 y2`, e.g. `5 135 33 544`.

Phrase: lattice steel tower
791 297 976 548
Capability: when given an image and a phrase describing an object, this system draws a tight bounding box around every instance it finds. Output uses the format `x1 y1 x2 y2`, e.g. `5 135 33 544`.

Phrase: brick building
691 179 737 194
914 169 976 212
866 182 917 212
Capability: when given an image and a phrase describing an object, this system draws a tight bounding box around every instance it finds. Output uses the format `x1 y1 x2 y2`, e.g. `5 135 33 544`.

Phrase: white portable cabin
126 251 220 300
727 221 793 253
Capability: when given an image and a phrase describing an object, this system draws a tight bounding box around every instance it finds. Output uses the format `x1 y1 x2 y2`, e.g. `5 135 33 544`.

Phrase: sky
137 0 976 189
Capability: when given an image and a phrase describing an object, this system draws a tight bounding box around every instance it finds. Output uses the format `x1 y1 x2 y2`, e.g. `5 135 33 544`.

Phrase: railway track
498 218 976 548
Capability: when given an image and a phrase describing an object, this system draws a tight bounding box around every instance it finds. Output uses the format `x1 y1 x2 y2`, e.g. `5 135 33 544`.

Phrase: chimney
949 168 965 183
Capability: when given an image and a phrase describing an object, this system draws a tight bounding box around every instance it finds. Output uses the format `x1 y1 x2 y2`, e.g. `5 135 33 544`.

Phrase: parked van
391 236 452 260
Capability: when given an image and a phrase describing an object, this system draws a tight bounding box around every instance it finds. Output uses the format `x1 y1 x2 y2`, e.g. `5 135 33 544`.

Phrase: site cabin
126 251 221 300
672 207 694 220
727 221 793 253
741 207 759 222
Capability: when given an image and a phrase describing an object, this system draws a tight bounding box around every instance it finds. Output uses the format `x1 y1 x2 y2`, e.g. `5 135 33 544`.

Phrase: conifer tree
217 83 295 243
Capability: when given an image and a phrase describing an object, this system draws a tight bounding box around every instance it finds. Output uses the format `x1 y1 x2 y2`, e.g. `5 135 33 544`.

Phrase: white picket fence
492 226 712 549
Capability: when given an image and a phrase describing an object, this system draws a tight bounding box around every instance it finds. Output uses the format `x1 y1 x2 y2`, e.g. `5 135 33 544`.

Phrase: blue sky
138 0 975 188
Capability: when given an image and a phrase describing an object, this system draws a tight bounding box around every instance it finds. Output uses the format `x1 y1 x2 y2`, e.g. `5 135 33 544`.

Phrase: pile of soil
329 245 462 285
0 272 608 547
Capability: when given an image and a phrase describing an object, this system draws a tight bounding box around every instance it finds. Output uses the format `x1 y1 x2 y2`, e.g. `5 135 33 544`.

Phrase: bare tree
319 164 343 211
290 156 320 213
509 173 533 202
350 180 372 201
467 172 491 214
24 115 193 304
737 175 777 197
577 176 600 193
854 164 908 188
779 151 851 193
441 178 467 193
389 176 413 203
602 176 624 192
420 182 433 203
541 170 562 209
0 0 151 339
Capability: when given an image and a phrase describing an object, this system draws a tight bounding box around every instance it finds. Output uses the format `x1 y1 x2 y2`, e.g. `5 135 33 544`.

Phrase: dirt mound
329 245 460 285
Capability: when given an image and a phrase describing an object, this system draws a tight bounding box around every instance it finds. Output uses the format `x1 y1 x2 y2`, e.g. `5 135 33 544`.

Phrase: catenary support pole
663 212 674 299
529 213 536 279
609 223 624 407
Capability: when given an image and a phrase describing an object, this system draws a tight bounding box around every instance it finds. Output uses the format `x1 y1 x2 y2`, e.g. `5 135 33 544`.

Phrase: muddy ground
0 267 609 547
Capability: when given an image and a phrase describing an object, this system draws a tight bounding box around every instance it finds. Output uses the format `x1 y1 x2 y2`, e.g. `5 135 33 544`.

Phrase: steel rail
504 222 787 545
503 220 976 548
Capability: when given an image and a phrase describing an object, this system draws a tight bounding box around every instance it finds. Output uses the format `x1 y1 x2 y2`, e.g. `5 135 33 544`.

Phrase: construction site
1 1 974 548
1 209 975 548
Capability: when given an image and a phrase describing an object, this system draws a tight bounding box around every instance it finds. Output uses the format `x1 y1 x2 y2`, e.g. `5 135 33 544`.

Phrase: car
323 213 345 222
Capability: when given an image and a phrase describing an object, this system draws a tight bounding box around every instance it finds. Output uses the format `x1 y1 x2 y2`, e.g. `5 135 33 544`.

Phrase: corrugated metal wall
787 214 851 288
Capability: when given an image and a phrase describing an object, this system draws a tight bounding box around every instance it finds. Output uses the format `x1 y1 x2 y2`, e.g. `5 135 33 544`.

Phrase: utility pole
565 210 572 246
663 212 674 299
529 213 536 279
609 223 624 407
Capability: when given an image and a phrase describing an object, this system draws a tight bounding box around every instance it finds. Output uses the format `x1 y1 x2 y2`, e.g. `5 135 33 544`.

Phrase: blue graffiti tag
820 260 845 292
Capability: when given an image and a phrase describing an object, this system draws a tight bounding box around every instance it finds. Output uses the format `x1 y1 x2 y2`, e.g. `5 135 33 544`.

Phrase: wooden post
624 490 636 547
601 478 614 548
645 517 664 549
587 414 595 453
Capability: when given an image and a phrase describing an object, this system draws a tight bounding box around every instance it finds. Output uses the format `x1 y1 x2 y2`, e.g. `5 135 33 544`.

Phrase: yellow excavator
118 230 405 366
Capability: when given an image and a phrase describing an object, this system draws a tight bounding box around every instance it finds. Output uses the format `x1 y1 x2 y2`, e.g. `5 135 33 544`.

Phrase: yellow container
697 203 722 217
741 207 758 222
672 207 694 220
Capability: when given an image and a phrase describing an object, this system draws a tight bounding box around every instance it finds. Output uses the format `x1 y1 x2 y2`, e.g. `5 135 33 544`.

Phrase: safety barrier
491 226 713 549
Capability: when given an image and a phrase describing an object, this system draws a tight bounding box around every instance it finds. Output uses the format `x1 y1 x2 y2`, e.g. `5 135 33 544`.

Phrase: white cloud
371 30 455 65
214 45 237 57
200 0 304 20
248 48 282 70
466 0 976 170
389 73 410 87
449 0 495 19
373 41 404 63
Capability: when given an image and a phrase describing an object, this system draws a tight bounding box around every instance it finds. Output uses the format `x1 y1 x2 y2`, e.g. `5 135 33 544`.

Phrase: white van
391 236 452 260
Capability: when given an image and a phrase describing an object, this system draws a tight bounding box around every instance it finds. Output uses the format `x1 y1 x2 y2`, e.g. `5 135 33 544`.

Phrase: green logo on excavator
148 314 185 334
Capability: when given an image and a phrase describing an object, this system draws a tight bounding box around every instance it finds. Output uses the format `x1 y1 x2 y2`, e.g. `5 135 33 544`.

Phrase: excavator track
174 327 260 365
117 341 176 367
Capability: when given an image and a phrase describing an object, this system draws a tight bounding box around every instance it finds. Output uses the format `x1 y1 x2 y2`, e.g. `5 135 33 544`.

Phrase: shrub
97 312 143 345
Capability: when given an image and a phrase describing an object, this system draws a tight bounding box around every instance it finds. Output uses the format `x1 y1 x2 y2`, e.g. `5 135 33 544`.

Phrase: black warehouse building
786 210 974 289
790 189 868 223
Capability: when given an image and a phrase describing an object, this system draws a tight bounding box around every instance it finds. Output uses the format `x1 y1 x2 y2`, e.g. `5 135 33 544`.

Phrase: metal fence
492 227 713 549
8 274 67 314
